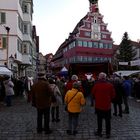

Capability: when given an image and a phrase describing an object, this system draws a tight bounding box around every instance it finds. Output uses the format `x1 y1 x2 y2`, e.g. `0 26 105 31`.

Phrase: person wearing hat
65 81 86 135
30 72 54 134
91 72 116 139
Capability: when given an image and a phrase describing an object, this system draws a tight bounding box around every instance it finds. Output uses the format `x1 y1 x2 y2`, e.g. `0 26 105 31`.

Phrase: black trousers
37 107 50 131
96 108 111 135
51 106 59 120
113 103 122 115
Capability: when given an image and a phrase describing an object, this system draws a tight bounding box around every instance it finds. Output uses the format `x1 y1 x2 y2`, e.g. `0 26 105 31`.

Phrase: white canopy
0 67 12 76
114 70 140 77
61 66 68 72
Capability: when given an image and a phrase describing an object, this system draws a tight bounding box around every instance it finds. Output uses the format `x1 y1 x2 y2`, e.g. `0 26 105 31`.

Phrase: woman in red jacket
92 72 115 139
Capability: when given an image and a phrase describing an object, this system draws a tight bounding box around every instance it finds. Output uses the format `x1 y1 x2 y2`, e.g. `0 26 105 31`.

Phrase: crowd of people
0 72 140 139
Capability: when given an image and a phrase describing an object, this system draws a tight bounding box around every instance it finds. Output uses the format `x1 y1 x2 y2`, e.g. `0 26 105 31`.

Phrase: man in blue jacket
122 76 132 114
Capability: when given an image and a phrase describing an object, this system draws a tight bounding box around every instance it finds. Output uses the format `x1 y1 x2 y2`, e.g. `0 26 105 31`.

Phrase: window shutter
1 13 6 24
0 36 2 48
2 37 7 48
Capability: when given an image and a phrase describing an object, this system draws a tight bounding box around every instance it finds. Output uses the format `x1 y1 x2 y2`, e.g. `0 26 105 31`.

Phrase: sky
33 0 140 55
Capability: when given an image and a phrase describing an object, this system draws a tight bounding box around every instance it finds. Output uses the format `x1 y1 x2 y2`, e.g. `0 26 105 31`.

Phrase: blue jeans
68 112 79 132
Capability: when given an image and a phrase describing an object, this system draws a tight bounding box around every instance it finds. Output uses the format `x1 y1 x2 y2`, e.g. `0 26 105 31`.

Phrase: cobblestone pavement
0 96 140 140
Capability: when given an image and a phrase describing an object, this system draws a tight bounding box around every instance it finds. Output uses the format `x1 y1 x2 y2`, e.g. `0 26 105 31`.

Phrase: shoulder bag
65 91 78 112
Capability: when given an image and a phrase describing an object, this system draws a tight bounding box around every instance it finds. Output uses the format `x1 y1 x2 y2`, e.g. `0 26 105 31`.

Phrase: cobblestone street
0 97 140 140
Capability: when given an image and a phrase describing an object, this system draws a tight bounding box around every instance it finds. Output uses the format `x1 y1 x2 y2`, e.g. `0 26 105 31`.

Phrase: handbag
65 91 79 112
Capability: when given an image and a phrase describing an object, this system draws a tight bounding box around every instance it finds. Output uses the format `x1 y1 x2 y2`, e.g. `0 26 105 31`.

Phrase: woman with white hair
65 75 79 94
3 75 14 106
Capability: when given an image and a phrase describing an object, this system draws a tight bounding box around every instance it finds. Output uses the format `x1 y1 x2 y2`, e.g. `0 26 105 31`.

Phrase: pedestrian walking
65 74 79 92
65 81 86 135
112 77 123 117
82 74 95 106
122 76 132 114
133 76 140 102
24 76 33 102
92 72 115 139
55 76 66 104
30 72 54 134
3 75 15 106
48 78 62 122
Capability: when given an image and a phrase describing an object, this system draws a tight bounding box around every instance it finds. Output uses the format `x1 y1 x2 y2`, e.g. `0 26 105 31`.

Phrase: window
108 44 112 49
0 12 6 24
18 15 23 31
83 56 87 62
23 44 27 53
93 24 99 32
0 36 2 48
23 24 28 34
2 37 7 48
93 57 97 61
103 43 108 49
72 41 76 47
17 39 22 52
84 32 91 37
88 42 92 48
102 26 105 30
83 41 87 47
86 23 90 28
0 37 7 48
93 42 98 48
77 56 82 62
88 57 92 62
99 43 103 48
78 40 82 46
23 4 28 13
94 16 97 24
102 34 107 39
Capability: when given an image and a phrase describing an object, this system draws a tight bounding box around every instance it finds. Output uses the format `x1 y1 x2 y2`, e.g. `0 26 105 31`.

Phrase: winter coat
65 88 86 113
112 82 124 104
92 80 116 111
122 80 132 96
49 83 62 106
30 78 53 109
3 79 14 96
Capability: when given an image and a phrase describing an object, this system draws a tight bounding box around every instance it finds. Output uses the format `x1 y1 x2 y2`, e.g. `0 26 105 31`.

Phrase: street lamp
9 54 14 70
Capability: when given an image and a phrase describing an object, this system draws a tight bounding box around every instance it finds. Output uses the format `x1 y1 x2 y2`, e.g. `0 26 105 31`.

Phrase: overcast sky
33 0 140 55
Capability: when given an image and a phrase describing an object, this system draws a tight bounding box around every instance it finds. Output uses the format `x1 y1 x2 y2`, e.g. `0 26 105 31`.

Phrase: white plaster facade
0 0 37 78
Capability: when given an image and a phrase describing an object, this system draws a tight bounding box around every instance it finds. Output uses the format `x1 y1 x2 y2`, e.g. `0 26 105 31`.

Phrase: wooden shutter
2 37 7 48
1 13 6 24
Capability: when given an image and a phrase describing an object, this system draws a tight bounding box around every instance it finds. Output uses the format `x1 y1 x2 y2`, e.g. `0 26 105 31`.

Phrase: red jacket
92 80 115 111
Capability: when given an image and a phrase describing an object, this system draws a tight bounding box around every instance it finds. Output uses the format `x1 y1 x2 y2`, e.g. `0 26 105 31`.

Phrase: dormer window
94 17 97 23
23 3 28 13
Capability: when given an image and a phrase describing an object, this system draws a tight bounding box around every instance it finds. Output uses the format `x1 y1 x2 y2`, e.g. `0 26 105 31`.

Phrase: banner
130 59 140 66
119 62 128 65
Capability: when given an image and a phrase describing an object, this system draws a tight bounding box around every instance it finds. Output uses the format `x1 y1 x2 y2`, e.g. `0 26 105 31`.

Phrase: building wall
0 0 37 78
53 1 114 75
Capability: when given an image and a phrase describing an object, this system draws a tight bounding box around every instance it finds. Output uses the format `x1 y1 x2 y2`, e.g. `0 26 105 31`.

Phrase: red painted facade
53 1 114 77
